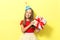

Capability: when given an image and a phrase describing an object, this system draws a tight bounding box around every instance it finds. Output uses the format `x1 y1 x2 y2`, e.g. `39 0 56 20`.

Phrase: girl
20 6 39 40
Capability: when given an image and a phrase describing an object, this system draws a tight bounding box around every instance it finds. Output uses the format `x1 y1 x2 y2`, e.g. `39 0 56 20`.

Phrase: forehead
26 9 32 12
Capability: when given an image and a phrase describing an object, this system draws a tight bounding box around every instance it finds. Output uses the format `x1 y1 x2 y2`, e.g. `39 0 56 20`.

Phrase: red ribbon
35 17 44 29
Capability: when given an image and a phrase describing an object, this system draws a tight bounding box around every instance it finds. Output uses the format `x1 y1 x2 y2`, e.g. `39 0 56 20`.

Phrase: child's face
25 9 32 19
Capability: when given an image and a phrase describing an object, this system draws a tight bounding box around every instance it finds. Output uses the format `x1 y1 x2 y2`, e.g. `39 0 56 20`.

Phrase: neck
26 19 30 21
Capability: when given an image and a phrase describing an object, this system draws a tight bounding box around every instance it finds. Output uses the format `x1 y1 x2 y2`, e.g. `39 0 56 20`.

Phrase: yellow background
0 0 60 40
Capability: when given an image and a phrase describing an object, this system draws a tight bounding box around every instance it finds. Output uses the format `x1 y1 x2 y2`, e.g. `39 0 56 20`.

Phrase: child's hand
35 28 40 33
33 20 38 26
30 21 34 25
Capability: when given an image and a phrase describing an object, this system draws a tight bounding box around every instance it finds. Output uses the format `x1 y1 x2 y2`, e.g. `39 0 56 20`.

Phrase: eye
26 11 28 13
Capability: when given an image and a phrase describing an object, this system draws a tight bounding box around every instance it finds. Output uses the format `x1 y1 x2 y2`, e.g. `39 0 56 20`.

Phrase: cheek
29 14 31 17
26 13 28 16
25 13 29 18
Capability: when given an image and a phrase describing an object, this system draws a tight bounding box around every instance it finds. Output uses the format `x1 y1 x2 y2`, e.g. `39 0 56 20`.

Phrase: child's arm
21 21 34 33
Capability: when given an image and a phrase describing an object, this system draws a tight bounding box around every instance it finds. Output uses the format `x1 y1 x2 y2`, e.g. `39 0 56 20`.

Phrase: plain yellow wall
0 0 60 40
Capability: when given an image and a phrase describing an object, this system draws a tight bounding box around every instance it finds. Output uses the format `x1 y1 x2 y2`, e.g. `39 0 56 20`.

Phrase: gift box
33 16 46 30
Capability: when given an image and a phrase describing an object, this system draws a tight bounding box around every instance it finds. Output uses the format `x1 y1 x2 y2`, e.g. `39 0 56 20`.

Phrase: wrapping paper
33 16 46 30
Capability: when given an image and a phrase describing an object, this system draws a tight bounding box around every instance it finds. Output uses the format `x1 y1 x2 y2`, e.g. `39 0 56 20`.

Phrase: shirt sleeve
20 20 23 25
